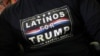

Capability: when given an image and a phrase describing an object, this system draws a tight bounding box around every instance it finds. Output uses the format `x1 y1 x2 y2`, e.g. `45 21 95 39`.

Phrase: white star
43 14 46 17
48 12 51 15
37 16 40 18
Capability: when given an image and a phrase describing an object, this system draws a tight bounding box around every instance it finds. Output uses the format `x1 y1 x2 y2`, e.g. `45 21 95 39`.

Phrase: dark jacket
0 0 100 56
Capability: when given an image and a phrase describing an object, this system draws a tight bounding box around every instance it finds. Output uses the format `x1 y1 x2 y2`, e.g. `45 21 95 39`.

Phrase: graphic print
20 5 72 49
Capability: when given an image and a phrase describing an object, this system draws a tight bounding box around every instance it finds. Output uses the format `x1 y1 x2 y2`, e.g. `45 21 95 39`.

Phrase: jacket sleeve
80 0 100 42
0 9 20 56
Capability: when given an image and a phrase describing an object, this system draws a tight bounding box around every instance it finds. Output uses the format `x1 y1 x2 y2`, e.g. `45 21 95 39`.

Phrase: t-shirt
0 0 100 56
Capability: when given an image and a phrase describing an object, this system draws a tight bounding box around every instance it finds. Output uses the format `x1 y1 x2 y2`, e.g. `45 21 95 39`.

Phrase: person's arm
0 9 20 56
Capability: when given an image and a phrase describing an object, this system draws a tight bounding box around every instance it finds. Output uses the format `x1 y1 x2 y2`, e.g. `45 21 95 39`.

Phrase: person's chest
7 0 85 49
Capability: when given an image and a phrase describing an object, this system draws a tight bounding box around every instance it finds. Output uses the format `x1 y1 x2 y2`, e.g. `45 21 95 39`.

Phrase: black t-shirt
0 0 100 56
